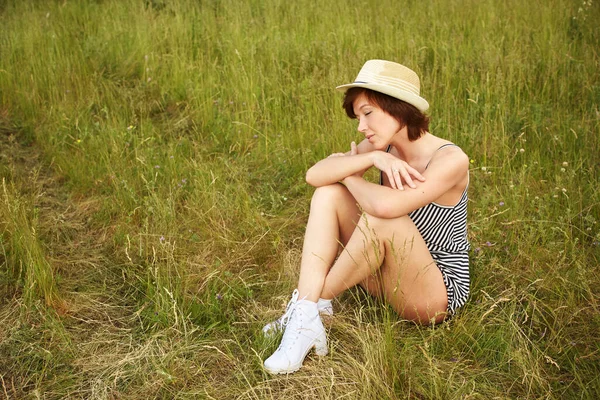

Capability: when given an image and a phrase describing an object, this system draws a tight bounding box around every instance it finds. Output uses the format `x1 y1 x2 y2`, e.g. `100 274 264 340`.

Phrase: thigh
360 214 448 324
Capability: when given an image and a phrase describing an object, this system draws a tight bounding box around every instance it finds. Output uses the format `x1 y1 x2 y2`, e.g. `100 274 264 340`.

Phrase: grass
1 0 599 398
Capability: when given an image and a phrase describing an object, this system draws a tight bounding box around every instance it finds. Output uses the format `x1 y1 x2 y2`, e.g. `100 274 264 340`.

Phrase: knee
356 213 414 244
311 184 348 208
356 212 386 231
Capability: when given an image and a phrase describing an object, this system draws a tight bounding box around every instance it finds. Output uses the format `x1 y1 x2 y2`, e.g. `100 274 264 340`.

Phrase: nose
357 118 367 133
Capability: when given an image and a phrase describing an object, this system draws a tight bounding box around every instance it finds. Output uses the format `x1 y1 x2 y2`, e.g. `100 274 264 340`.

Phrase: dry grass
1 0 599 398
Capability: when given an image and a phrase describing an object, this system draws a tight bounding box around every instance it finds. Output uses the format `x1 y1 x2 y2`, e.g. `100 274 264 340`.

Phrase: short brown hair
342 88 430 141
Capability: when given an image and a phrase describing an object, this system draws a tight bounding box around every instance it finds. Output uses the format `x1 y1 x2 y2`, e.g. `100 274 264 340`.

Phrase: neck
390 131 434 162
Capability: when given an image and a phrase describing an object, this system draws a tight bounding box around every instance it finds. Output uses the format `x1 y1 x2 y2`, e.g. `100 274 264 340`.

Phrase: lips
366 134 375 141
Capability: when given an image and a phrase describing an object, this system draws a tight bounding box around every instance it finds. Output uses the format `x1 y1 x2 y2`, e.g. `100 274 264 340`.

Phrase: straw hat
336 60 429 112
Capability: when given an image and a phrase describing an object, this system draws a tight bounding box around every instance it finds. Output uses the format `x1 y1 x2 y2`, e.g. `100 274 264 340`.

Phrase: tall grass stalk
0 178 60 307
1 0 599 398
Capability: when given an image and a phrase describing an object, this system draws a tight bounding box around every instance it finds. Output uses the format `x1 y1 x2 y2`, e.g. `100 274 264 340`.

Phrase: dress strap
379 145 393 185
425 143 457 169
379 143 459 184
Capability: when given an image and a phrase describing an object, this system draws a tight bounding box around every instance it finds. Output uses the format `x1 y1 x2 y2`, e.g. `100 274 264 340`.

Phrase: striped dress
383 144 470 314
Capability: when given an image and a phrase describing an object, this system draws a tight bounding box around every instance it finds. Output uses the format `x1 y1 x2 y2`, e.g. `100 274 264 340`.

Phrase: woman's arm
342 147 469 218
306 139 425 188
306 153 374 187
305 139 375 187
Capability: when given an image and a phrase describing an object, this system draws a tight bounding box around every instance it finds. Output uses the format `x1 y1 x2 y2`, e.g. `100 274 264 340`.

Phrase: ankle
317 298 333 316
317 298 332 306
296 290 319 303
296 299 318 310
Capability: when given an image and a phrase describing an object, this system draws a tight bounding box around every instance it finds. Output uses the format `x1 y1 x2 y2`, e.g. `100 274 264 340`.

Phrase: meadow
0 0 599 398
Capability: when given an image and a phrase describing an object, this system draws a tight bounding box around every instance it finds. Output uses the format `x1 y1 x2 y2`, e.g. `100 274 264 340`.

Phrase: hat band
355 71 420 95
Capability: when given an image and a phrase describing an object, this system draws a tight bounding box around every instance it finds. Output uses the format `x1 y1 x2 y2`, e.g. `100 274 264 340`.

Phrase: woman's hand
327 141 358 158
372 151 426 190
350 141 358 156
306 141 372 187
327 142 361 177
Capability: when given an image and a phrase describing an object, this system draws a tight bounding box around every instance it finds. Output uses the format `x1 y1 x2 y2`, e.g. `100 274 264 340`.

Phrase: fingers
388 169 402 190
398 168 416 189
389 167 411 190
405 164 426 182
328 141 358 158
375 153 424 190
389 164 423 190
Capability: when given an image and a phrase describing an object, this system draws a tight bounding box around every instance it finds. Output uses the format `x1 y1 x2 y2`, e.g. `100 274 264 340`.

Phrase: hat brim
336 82 429 112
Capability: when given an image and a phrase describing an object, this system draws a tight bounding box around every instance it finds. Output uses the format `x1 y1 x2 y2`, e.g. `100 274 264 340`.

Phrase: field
1 0 599 398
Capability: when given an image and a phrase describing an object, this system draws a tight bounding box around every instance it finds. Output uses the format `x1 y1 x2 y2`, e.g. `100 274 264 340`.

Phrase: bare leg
263 184 362 374
296 184 360 302
320 212 448 324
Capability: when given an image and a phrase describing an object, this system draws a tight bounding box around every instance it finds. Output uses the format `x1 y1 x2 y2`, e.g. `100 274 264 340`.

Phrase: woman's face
352 93 402 149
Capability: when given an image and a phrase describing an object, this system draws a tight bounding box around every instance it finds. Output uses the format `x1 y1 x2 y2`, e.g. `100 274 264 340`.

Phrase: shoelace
277 291 312 350
278 289 299 328
279 311 300 350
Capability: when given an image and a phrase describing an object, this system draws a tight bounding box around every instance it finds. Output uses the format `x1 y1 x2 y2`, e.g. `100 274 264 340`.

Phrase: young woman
263 60 470 374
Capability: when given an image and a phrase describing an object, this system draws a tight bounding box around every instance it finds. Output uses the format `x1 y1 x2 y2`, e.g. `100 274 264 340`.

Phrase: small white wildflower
562 188 567 193
481 166 487 172
562 161 568 167
519 148 525 153
561 168 566 172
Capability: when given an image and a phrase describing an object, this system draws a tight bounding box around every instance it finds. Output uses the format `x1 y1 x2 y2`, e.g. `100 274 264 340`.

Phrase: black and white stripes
381 143 471 313
409 189 471 313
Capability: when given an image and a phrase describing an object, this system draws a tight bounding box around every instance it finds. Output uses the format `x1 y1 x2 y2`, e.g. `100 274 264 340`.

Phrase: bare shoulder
420 145 469 205
430 144 469 172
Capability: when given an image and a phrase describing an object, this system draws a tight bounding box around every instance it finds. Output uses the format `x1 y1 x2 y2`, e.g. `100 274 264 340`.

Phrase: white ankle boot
263 299 328 374
262 289 333 336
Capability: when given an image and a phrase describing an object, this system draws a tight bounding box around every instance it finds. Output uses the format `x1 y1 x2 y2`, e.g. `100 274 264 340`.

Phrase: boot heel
313 333 328 356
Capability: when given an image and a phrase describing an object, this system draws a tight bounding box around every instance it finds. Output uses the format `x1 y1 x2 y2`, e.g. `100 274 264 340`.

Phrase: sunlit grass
1 0 599 398
0 175 61 308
